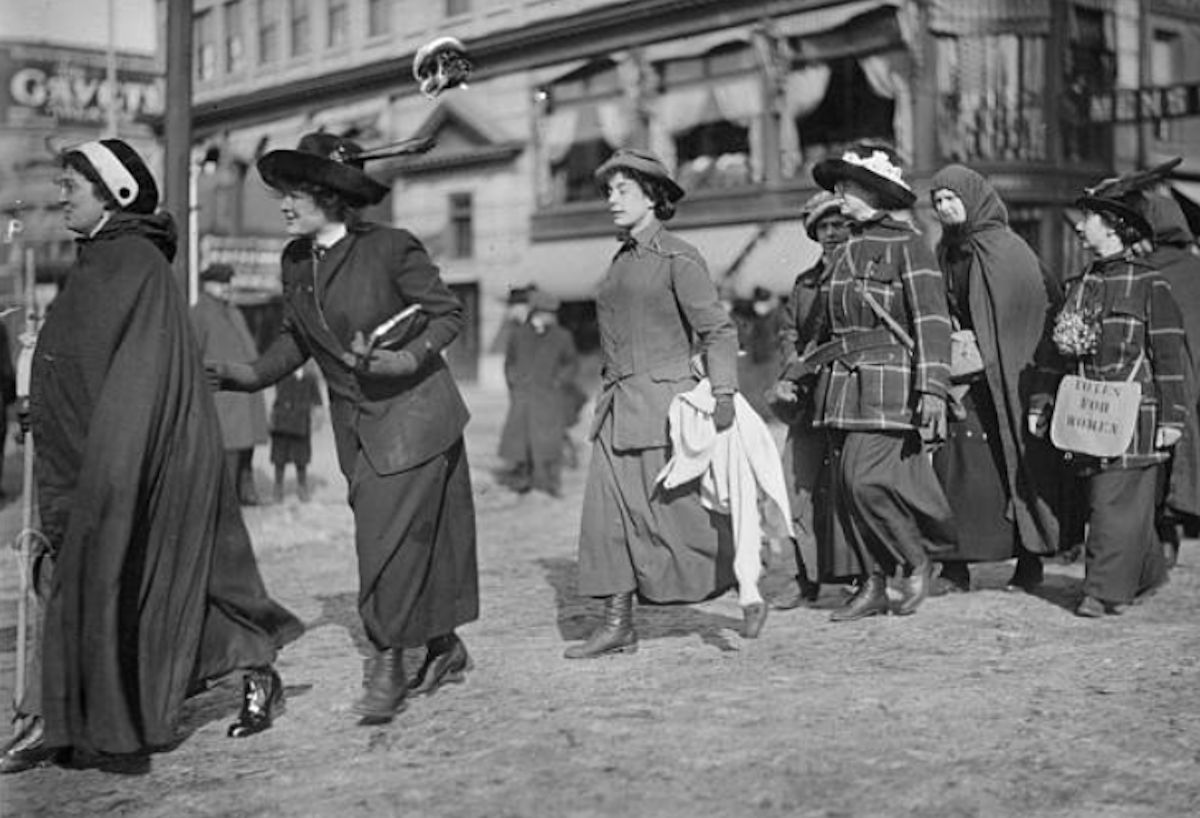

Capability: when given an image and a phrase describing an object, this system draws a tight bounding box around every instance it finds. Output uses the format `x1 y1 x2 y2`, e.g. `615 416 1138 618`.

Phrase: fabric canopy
723 220 822 297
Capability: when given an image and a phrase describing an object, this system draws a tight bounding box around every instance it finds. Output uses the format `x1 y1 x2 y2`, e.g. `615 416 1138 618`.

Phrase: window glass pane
291 0 310 56
258 0 280 63
194 9 217 81
449 192 473 258
225 0 245 73
329 0 349 47
368 0 390 37
446 0 470 18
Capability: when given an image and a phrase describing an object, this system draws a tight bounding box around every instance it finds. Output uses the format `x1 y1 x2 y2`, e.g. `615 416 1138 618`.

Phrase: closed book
367 304 427 351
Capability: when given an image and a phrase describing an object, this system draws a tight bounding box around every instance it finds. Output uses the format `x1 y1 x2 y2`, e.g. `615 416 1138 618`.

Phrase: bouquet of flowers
1051 301 1102 359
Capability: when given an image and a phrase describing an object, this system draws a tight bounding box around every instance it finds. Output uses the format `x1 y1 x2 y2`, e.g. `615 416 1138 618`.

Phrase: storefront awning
723 221 822 297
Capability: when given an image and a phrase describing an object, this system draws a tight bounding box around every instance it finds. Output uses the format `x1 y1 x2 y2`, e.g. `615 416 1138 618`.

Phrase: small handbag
949 328 985 383
1050 352 1144 458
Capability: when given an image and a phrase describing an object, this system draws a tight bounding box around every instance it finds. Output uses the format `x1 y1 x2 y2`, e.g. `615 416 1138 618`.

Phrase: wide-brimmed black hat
594 148 685 202
257 132 389 207
1076 194 1153 242
812 144 915 210
200 262 235 283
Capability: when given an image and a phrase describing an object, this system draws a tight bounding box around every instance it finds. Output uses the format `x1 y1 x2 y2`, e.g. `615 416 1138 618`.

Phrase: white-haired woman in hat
1030 193 1189 616
2 140 301 773
207 132 478 724
768 190 857 608
806 143 956 622
926 165 1061 596
562 148 742 659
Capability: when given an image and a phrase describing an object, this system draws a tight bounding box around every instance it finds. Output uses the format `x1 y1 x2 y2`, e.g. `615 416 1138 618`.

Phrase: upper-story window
446 0 470 18
654 42 759 191
1152 28 1183 142
258 0 281 64
290 0 311 57
449 192 474 259
224 0 245 74
194 8 217 81
1064 3 1115 163
540 59 623 205
367 0 390 37
328 0 350 48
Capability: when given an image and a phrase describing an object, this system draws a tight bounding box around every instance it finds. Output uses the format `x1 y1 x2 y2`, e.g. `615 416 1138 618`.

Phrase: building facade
186 0 1200 384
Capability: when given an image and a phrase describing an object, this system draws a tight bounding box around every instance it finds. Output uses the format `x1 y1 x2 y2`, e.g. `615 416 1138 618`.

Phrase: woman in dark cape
928 165 1061 593
7 139 300 772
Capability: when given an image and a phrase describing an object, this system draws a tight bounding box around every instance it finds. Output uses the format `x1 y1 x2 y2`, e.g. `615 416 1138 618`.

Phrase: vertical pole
104 0 120 138
165 0 194 296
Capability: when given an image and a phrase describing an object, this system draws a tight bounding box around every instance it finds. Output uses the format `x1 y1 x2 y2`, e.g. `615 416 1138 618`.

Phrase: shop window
935 33 1046 163
552 138 613 204
795 56 892 162
258 0 281 64
290 0 311 57
449 192 474 259
675 121 751 190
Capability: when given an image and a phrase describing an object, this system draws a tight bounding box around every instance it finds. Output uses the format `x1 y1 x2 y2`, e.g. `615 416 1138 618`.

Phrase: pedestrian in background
1032 190 1188 616
767 190 857 608
809 144 956 622
497 289 579 498
208 132 478 724
564 148 740 659
192 262 270 506
270 360 323 503
927 164 1061 594
0 320 15 500
1 139 300 774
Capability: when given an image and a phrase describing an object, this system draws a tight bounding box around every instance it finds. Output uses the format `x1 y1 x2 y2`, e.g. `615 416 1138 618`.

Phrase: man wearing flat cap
192 262 270 506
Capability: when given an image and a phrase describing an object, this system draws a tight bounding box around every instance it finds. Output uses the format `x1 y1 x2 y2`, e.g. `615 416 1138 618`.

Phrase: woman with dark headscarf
927 165 1061 593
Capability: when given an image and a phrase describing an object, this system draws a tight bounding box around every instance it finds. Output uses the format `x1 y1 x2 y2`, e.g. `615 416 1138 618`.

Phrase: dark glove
347 332 419 377
15 399 29 442
713 392 736 432
204 360 258 391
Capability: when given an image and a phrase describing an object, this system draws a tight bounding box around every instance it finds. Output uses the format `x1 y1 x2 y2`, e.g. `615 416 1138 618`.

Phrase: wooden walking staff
4 203 44 716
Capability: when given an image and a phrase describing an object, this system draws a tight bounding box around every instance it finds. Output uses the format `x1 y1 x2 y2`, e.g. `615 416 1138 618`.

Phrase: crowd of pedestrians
3 128 1199 774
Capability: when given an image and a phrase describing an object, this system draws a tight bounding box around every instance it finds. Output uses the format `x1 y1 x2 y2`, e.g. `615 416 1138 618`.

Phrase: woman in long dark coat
927 165 1061 593
209 132 478 724
564 149 741 658
3 139 300 773
497 290 579 497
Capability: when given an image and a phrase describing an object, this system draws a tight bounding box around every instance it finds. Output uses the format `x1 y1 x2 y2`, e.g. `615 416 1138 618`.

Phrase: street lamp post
164 0 193 296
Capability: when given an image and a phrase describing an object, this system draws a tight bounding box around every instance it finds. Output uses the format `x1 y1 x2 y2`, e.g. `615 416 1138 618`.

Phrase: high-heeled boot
227 666 284 738
563 592 638 659
354 648 407 725
829 573 889 622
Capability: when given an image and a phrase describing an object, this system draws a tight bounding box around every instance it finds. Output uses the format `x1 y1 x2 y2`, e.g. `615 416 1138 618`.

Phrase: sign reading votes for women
1051 375 1142 459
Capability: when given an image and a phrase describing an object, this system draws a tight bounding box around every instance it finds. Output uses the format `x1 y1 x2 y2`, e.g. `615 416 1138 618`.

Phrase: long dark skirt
577 410 735 603
932 383 1016 562
831 430 957 575
350 439 479 650
270 432 312 468
1084 465 1167 604
784 425 861 582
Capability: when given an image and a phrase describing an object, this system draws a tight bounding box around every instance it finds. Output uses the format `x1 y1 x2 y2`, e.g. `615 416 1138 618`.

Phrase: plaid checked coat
1037 253 1191 469
812 214 952 430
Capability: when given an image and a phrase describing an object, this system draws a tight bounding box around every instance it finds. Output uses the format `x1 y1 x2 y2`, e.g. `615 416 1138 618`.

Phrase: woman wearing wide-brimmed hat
562 148 743 658
806 143 956 622
1030 191 1188 617
207 132 479 723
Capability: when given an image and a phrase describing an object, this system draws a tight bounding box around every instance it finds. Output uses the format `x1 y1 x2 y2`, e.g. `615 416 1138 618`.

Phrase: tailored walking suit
1037 252 1190 604
813 213 957 575
577 221 740 602
242 221 479 649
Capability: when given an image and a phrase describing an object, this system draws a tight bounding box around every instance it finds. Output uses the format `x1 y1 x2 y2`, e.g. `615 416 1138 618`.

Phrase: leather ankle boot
563 592 638 659
227 666 284 738
354 648 408 724
409 633 472 696
829 574 888 622
896 560 934 616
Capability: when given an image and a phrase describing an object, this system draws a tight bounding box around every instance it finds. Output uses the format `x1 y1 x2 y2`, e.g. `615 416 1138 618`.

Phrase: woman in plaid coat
809 144 957 622
1031 193 1189 616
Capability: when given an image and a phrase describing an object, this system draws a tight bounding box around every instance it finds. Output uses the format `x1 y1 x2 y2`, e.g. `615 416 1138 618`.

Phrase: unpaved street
3 382 1200 818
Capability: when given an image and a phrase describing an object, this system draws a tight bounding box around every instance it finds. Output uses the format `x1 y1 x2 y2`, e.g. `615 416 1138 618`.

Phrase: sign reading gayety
1 43 164 128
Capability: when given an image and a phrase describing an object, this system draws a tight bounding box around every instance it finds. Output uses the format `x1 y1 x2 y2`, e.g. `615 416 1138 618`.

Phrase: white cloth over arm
656 379 794 606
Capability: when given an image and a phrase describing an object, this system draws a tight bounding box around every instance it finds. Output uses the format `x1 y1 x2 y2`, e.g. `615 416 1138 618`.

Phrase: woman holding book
207 132 478 724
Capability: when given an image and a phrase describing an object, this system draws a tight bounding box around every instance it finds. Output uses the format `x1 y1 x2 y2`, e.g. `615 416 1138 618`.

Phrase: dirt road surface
2 382 1200 818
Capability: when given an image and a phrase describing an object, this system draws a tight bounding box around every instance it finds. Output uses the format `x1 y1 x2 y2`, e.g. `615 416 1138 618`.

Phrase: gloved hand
1027 407 1050 438
204 360 257 391
917 393 946 443
1155 425 1183 449
15 399 30 442
347 332 419 377
771 379 798 404
713 392 736 432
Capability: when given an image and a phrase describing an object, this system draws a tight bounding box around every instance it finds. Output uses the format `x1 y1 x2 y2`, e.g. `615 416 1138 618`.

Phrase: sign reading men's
1086 82 1200 124
0 43 164 128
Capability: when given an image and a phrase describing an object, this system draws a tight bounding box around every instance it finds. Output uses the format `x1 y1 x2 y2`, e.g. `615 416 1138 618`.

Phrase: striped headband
74 141 140 209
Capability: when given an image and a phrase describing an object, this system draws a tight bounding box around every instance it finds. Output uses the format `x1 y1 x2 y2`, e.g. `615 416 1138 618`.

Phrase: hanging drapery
540 107 580 165
780 64 832 175
858 50 913 163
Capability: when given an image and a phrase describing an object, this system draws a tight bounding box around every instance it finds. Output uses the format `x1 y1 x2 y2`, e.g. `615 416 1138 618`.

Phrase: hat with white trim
812 143 915 210
64 139 159 214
